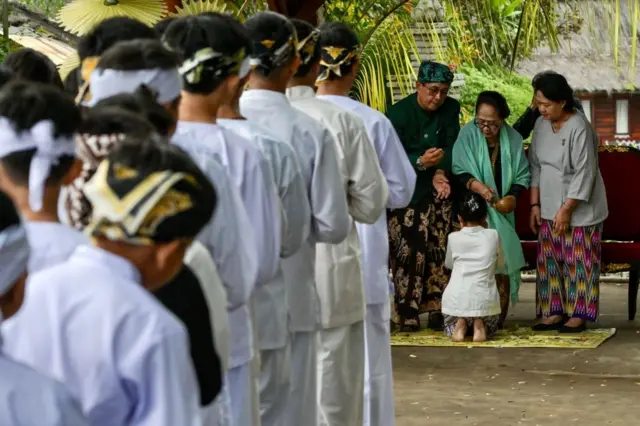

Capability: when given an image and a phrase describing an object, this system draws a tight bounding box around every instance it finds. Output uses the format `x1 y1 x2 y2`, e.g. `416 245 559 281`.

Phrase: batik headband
296 29 320 65
64 133 126 231
178 47 255 85
316 45 360 84
83 158 205 245
0 223 29 299
417 60 454 85
0 118 75 212
85 68 182 107
250 31 298 75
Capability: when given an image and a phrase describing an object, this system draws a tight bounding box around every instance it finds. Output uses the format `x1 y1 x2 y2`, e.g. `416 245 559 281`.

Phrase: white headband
0 118 75 212
86 68 182 107
0 224 29 298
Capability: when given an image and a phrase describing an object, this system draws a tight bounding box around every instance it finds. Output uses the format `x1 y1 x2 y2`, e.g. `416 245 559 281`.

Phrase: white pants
259 345 291 426
363 303 395 426
318 322 365 426
227 362 255 426
250 348 261 426
284 331 318 426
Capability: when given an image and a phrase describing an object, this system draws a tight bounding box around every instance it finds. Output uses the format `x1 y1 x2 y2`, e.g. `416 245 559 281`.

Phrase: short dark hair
459 192 488 224
0 190 20 232
532 70 558 88
79 106 155 137
94 86 175 136
96 39 181 71
107 135 217 238
3 48 63 88
290 19 319 77
77 17 157 60
163 14 250 94
533 72 576 111
476 91 510 119
154 17 177 37
244 12 298 78
0 81 80 186
317 22 360 80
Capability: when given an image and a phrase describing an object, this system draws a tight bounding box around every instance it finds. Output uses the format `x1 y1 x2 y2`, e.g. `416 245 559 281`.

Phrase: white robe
318 94 415 426
170 137 258 370
24 221 89 274
317 94 416 305
240 89 350 333
287 86 389 329
0 353 89 426
217 117 311 351
2 245 202 426
288 86 388 426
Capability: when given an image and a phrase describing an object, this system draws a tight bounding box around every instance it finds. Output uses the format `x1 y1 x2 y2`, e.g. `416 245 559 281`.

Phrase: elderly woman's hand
432 170 450 199
553 205 572 235
471 181 495 203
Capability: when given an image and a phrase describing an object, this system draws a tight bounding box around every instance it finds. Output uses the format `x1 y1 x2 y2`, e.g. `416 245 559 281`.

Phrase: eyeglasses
420 84 450 97
474 118 501 131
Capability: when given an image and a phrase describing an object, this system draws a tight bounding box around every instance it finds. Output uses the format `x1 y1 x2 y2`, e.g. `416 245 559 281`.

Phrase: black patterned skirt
388 196 456 325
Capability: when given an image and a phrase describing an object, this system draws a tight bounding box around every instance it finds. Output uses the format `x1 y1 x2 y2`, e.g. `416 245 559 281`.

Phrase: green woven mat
391 327 616 349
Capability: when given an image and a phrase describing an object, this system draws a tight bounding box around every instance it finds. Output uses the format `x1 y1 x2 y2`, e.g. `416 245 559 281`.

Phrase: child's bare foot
473 319 487 342
452 319 467 342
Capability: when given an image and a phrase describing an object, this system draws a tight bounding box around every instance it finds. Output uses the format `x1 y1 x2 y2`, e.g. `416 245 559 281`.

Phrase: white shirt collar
285 85 316 101
241 89 290 107
74 245 142 284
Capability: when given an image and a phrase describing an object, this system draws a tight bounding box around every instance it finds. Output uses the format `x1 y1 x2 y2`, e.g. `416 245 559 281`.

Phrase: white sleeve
238 155 282 285
279 145 311 258
345 123 389 224
197 164 257 310
376 120 417 209
445 238 454 270
308 126 350 244
126 332 203 426
184 242 230 372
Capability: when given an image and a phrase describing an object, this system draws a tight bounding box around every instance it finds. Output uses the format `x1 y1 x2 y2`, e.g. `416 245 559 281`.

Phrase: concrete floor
393 282 640 425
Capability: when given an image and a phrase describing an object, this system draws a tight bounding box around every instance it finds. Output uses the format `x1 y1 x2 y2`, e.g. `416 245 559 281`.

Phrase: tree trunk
267 0 326 24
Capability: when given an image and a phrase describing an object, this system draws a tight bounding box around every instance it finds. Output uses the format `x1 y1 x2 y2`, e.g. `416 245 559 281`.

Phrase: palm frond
170 0 230 17
56 0 166 36
58 52 80 81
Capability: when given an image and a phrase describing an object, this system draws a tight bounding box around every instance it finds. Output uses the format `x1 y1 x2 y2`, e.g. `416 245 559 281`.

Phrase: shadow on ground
393 282 640 425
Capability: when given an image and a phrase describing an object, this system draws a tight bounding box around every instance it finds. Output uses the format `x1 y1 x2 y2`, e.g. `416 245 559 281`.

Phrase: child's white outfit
442 226 504 337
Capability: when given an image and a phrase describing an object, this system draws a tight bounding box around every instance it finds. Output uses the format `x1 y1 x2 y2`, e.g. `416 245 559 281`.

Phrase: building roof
516 0 640 93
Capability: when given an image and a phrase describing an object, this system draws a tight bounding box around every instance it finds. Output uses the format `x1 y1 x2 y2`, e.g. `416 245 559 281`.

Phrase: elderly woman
386 60 461 331
529 73 608 333
452 91 530 326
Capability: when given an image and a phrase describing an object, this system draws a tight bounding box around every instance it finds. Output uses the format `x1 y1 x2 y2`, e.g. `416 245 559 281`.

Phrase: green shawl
452 122 531 303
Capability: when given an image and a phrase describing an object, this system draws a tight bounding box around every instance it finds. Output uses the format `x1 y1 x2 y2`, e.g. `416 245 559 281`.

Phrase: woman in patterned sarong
528 72 608 333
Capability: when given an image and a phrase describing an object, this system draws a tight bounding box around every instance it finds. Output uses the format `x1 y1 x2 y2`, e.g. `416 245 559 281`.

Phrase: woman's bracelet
531 203 540 209
466 178 476 190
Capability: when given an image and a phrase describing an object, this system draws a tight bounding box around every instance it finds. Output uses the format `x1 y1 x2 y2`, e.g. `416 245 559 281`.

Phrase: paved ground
393 282 640 425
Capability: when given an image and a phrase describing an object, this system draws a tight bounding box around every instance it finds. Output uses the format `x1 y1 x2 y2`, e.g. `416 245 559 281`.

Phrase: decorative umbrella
56 0 167 36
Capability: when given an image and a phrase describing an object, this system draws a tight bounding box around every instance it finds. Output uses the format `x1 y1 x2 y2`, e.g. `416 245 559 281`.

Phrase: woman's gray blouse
529 113 608 227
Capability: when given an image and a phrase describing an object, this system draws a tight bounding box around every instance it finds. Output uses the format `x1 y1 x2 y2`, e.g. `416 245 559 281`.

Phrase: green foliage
0 37 23 62
458 63 532 126
15 0 66 17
